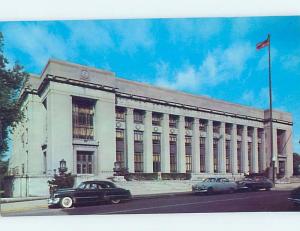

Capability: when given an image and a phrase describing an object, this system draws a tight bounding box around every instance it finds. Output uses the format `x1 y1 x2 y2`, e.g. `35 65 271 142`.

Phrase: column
95 96 116 174
252 127 259 173
161 113 170 173
192 118 200 173
144 111 153 173
219 122 226 173
241 125 249 173
126 108 134 173
285 127 293 177
205 120 214 173
178 115 186 173
231 124 238 174
260 129 267 172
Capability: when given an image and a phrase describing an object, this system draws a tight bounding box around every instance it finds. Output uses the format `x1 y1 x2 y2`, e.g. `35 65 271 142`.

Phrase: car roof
82 180 113 184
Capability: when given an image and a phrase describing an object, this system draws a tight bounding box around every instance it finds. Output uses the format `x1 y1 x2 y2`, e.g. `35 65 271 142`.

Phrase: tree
0 32 28 160
293 152 300 175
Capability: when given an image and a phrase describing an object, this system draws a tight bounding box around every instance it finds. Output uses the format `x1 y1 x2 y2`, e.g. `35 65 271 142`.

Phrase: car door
99 182 121 200
75 183 99 204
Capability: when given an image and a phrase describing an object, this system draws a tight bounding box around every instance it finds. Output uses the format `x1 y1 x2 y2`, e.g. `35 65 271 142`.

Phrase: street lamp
58 159 68 175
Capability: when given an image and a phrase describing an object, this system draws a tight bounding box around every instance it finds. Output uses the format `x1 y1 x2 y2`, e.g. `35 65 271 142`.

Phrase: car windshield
203 178 216 182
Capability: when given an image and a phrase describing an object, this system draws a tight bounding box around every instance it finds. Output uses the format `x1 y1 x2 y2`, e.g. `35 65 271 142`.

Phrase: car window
221 178 229 182
99 182 116 189
77 182 87 189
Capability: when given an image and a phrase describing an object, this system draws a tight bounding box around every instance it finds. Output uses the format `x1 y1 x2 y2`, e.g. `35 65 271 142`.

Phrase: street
2 190 299 217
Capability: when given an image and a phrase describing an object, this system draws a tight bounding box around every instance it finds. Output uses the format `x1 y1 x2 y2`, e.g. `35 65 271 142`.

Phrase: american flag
256 38 269 50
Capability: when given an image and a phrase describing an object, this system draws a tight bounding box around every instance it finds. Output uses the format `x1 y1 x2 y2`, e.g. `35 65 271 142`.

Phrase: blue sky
0 16 299 155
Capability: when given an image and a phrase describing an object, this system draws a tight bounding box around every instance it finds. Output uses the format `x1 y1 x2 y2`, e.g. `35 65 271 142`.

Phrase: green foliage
48 173 75 189
0 32 29 159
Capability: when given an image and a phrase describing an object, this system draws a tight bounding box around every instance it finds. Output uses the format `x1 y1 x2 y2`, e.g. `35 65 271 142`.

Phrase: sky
0 16 300 156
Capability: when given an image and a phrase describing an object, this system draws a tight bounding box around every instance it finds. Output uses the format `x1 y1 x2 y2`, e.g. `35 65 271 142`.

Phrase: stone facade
8 59 293 197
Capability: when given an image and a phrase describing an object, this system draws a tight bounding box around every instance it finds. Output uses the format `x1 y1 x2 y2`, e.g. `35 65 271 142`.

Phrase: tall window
213 138 219 173
134 110 144 124
185 118 193 130
225 124 231 135
185 136 192 172
152 113 162 126
258 142 262 173
72 98 95 140
134 131 143 172
116 129 125 168
200 137 206 172
116 107 126 121
170 134 177 172
237 141 242 173
77 151 94 174
226 140 231 173
199 120 207 132
213 122 220 133
248 142 252 172
277 129 286 155
153 133 161 172
169 115 178 128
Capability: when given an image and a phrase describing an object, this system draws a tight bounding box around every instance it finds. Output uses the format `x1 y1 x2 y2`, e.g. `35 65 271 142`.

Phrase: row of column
124 108 266 174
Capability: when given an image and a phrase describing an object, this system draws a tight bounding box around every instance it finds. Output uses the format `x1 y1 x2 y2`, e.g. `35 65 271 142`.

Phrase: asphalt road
2 190 300 216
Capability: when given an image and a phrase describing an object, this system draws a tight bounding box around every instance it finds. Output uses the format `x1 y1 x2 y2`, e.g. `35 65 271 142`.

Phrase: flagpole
268 34 275 184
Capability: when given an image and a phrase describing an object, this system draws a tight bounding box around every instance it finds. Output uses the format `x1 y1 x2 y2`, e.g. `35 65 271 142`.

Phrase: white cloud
63 21 114 51
111 20 154 54
154 42 254 91
280 54 300 71
165 19 223 43
2 23 68 70
240 87 269 108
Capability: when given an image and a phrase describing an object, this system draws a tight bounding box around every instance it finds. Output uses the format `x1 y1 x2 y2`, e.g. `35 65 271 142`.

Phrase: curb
0 197 48 204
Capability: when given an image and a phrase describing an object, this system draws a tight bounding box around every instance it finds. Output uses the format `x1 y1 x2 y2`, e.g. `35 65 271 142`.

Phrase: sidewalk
1 181 300 215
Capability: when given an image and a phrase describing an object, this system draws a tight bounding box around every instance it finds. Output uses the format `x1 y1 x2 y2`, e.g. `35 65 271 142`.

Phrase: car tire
110 199 121 204
60 197 73 208
207 187 214 195
229 188 235 194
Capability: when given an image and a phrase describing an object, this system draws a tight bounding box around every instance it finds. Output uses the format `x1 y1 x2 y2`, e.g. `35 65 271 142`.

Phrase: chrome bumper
48 198 60 205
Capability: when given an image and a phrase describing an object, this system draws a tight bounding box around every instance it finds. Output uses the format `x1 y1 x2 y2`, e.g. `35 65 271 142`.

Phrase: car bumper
48 198 60 205
288 198 300 204
192 188 208 193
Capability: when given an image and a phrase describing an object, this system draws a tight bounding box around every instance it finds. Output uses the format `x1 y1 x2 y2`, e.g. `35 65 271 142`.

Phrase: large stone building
9 59 293 197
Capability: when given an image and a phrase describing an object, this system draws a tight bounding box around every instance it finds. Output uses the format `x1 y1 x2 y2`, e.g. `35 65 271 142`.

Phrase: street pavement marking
98 194 276 214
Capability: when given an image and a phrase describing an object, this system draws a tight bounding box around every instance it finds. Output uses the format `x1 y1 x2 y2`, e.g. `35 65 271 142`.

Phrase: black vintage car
236 175 274 191
48 180 132 208
288 186 300 206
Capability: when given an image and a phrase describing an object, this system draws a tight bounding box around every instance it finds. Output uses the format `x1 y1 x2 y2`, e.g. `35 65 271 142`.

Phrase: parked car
48 180 132 208
236 176 273 191
192 177 237 194
288 186 300 206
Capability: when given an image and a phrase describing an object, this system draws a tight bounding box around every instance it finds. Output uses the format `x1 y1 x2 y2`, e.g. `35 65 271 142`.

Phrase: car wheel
60 197 73 208
110 199 121 204
229 188 235 194
207 187 214 195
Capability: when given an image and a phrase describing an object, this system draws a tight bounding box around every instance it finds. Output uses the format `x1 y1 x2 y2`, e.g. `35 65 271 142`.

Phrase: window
116 107 125 121
116 129 125 168
258 142 262 173
185 136 192 172
247 128 253 137
213 123 220 133
134 110 144 124
226 140 231 173
199 120 207 132
225 124 231 135
153 133 161 172
169 115 178 128
237 141 242 173
152 113 162 126
185 118 193 130
200 137 205 172
134 131 143 172
170 134 177 172
277 129 286 155
77 151 94 174
213 138 218 173
237 126 243 136
72 98 95 140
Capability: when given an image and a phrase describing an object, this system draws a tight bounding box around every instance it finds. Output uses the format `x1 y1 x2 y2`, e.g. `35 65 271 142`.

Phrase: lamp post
58 159 68 175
